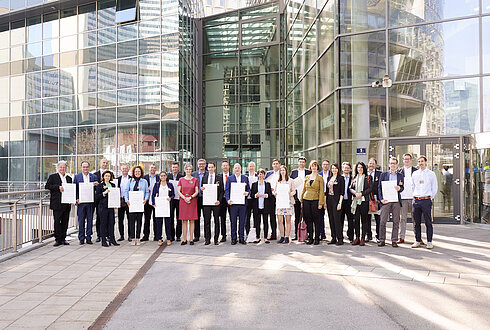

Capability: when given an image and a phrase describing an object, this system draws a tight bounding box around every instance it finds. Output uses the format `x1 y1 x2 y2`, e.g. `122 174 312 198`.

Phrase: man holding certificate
201 162 224 245
225 163 250 245
397 153 419 244
378 157 404 247
73 161 99 245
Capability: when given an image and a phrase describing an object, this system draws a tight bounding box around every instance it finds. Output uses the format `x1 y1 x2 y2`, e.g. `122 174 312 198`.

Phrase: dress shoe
193 238 199 242
214 241 219 245
420 240 426 245
190 241 194 245
306 238 313 245
327 240 337 245
170 238 175 242
117 237 124 242
268 236 277 240
96 237 101 242
366 237 371 243
231 239 237 245
140 237 149 242
181 241 187 245
320 235 327 240
205 240 211 245
110 240 120 246
153 238 158 241
284 237 289 244
62 241 69 245
351 238 360 245
378 241 385 247
278 237 285 244
336 241 344 246
313 239 320 245
292 237 298 241
396 238 404 244
53 241 61 247
86 240 93 245
253 239 261 244
101 241 109 247
79 240 85 245
264 240 270 244
220 237 227 243
176 238 181 242
360 238 365 246
239 239 246 245
128 238 132 242
391 242 398 247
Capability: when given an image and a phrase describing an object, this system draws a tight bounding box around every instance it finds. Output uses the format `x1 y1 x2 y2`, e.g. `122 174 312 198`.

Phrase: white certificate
293 176 304 198
203 184 218 206
79 182 94 203
230 182 246 205
61 183 76 204
108 187 121 208
155 196 170 217
128 191 144 213
276 183 290 209
381 181 399 203
400 177 413 199
169 180 179 200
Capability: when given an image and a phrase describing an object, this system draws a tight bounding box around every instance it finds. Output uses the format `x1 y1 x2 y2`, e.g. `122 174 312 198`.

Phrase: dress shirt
198 171 205 196
171 173 178 180
412 168 438 199
404 166 412 177
223 172 229 187
83 173 90 183
148 175 157 192
368 170 375 180
298 169 305 179
257 181 266 209
389 172 398 182
208 173 215 185
235 174 241 183
58 173 67 184
120 175 130 197
343 175 349 199
322 172 329 191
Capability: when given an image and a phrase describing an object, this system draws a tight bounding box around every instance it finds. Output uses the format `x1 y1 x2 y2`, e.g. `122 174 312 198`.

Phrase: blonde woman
178 164 199 245
301 161 325 245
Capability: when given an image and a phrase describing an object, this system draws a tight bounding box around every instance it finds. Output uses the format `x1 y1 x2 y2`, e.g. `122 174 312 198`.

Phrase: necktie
225 174 227 185
210 175 214 184
133 178 140 191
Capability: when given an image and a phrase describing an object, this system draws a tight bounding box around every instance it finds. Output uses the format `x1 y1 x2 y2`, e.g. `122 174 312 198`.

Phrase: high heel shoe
110 240 120 246
181 241 187 245
101 241 109 247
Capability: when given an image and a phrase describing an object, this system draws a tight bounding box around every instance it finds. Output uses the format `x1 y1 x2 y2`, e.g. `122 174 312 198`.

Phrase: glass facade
0 0 199 190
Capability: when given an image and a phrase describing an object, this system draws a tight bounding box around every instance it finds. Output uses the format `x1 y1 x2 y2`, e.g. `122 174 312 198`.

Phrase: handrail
0 189 49 197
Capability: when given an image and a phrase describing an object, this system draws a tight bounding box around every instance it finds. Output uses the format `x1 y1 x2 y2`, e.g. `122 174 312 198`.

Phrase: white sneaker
136 238 141 246
411 241 421 248
427 242 433 249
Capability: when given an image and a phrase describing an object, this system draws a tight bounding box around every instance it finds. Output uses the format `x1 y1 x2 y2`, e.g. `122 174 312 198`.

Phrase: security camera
371 81 381 88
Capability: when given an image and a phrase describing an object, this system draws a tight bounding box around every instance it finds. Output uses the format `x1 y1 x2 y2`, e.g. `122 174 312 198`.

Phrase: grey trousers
379 202 401 242
400 199 413 239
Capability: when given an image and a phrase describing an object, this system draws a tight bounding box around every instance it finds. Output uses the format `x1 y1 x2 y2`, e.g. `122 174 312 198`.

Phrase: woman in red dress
178 163 199 245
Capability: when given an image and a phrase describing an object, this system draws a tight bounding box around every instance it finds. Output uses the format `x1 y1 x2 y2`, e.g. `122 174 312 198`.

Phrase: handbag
298 220 307 242
367 176 378 214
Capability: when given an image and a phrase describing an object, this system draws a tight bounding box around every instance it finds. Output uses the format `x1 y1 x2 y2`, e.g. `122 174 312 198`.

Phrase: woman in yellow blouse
301 160 325 245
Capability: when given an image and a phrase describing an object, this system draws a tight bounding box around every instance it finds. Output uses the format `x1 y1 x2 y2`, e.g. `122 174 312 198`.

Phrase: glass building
1 0 490 224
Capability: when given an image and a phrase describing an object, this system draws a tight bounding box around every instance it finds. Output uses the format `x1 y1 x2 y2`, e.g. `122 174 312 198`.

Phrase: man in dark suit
245 161 257 235
116 164 131 241
142 163 160 241
94 158 111 242
201 162 224 245
191 158 207 242
45 161 73 246
290 156 311 240
341 162 355 242
398 153 420 244
367 157 382 242
319 159 330 240
378 157 404 247
264 158 281 240
218 160 231 242
167 162 183 241
73 161 99 245
225 163 250 245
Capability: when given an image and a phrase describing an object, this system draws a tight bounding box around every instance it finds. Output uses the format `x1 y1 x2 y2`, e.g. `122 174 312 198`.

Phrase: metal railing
0 189 77 255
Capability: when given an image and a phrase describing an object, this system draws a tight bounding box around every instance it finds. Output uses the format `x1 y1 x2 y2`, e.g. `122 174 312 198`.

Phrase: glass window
42 54 59 70
303 67 316 111
26 42 42 58
11 20 26 45
162 83 178 103
98 44 116 61
59 111 76 126
116 0 138 23
483 16 490 73
9 130 24 156
10 158 24 181
43 12 59 40
139 18 161 38
42 113 58 128
303 108 317 149
340 87 386 139
59 66 77 95
98 107 116 124
240 2 278 20
240 73 279 103
42 97 58 113
139 36 160 55
339 0 386 33
25 73 41 99
118 22 138 41
42 70 59 97
139 103 160 121
389 19 479 81
139 122 159 153
79 3 97 32
118 40 138 58
60 35 78 53
98 60 117 91
43 38 59 55
389 77 480 136
117 124 137 153
27 16 42 43
79 31 97 49
241 17 277 46
98 27 117 45
318 46 334 98
78 64 97 93
59 127 76 155
98 125 116 154
318 0 335 53
26 157 41 181
117 105 137 122
26 115 41 128
26 130 41 156
204 23 238 53
77 126 96 154
339 140 386 168
118 57 137 88
139 86 160 104
204 52 237 81
340 31 386 86
79 109 96 125
98 90 117 107
319 94 335 144
139 53 161 86
60 95 77 111
98 0 117 29
240 45 279 75
60 8 78 37
485 77 490 132
117 88 137 106
42 129 58 155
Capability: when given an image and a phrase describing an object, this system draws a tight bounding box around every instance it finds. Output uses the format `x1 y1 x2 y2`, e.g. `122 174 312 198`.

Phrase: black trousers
293 200 302 238
326 195 343 242
129 212 143 239
319 208 326 237
353 201 369 239
195 196 203 239
246 201 254 234
203 205 220 242
143 203 155 239
170 199 181 240
340 199 354 241
53 206 70 243
368 213 380 240
117 198 129 238
99 205 115 243
269 196 277 238
95 200 101 238
219 200 229 239
303 199 321 241
253 208 269 239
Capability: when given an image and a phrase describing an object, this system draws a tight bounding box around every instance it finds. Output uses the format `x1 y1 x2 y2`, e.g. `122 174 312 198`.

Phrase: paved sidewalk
0 236 158 330
106 224 490 330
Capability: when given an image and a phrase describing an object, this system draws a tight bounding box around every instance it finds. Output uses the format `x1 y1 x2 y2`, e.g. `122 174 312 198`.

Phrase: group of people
45 153 438 249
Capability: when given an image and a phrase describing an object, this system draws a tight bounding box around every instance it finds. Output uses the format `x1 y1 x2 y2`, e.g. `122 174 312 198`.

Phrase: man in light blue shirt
411 155 438 249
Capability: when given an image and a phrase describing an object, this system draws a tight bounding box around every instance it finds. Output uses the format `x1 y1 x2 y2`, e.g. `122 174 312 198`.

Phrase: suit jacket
341 174 354 201
95 181 116 209
151 181 175 206
117 175 132 188
191 170 208 196
349 175 373 201
225 174 250 205
398 166 418 177
367 169 382 197
325 175 345 203
45 173 73 210
250 181 274 214
378 172 405 206
291 169 312 201
94 169 113 183
144 174 160 185
245 172 257 201
201 172 224 205
73 172 98 201
218 173 231 201
166 172 184 182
